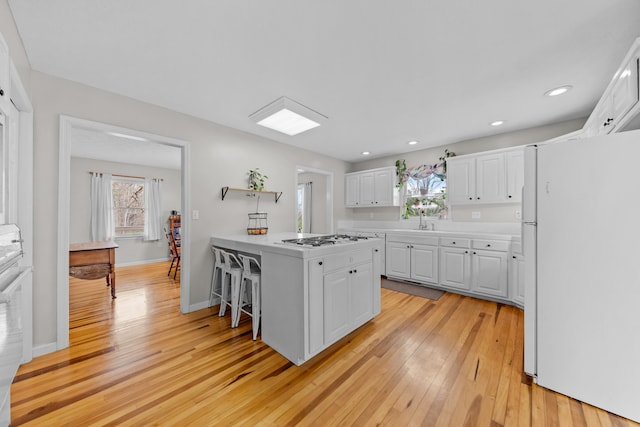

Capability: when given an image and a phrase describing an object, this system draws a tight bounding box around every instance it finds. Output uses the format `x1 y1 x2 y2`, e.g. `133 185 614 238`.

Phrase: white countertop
210 232 383 258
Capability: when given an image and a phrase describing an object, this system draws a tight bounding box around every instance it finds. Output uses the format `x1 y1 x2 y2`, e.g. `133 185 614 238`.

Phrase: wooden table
69 241 119 298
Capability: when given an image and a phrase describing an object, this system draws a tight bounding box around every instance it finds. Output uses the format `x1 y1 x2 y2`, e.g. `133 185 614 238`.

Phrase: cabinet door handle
477 197 480 200
486 244 491 247
469 197 473 200
0 88 4 96
374 249 379 252
473 251 477 255
513 255 516 259
353 269 357 273
465 250 469 254
508 195 512 198
452 241 456 245
318 261 323 265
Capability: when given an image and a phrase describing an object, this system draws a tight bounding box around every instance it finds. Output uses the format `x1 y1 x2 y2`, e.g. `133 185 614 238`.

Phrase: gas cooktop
281 234 369 247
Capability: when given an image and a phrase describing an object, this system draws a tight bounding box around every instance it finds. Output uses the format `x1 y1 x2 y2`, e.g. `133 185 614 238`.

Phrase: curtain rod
89 171 163 181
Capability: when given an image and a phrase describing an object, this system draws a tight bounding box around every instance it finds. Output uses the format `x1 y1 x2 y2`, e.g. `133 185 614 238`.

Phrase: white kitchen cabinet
448 148 522 205
509 241 525 307
505 148 524 202
345 166 399 207
386 241 410 279
345 174 360 206
447 157 475 204
386 236 438 285
470 239 509 298
475 152 506 203
0 33 10 113
410 244 439 283
322 260 373 345
584 40 639 136
439 246 470 291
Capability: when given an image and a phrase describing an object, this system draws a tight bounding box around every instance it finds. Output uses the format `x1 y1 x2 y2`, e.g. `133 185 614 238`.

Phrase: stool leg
252 278 260 340
219 273 228 317
209 266 219 307
232 274 246 328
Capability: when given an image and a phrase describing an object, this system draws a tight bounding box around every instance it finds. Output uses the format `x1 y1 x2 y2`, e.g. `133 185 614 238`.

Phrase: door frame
57 115 191 350
295 165 334 233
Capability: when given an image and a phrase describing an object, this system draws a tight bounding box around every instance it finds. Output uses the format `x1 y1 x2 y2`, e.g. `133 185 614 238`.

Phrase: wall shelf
221 186 283 203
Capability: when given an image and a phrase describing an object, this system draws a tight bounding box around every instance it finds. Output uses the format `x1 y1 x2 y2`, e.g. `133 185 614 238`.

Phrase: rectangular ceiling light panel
250 96 326 136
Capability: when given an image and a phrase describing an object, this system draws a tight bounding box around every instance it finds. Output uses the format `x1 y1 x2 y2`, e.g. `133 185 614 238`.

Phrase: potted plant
248 168 268 191
395 159 407 188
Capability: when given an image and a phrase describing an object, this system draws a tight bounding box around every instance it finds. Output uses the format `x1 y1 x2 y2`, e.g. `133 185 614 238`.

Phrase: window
401 167 447 219
112 178 145 237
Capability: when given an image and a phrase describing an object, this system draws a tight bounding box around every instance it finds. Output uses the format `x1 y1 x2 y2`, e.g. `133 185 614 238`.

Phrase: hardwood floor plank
10 263 639 426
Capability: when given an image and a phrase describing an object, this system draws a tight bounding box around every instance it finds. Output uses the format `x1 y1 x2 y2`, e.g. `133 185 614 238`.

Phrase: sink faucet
419 211 435 230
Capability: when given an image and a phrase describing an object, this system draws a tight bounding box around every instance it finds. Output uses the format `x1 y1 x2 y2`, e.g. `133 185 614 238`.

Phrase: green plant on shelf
248 168 268 191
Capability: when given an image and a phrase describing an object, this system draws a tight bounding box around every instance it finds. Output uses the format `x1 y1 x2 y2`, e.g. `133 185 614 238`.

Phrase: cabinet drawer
439 237 470 248
322 249 371 273
472 239 509 252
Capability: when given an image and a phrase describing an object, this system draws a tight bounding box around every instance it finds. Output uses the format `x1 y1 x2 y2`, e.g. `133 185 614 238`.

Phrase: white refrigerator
523 130 640 423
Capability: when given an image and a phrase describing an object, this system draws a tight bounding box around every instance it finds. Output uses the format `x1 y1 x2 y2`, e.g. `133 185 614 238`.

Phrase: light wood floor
11 262 638 426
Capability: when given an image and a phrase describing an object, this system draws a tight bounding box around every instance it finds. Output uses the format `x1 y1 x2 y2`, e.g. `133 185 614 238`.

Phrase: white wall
70 157 181 264
26 70 350 348
346 118 585 224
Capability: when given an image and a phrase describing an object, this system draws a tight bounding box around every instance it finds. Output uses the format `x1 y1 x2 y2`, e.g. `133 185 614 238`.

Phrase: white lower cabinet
323 263 373 344
470 249 508 298
438 246 470 291
386 232 514 304
386 237 438 284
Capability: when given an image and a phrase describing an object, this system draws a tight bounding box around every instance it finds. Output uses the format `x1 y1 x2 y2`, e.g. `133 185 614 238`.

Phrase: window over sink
399 163 448 219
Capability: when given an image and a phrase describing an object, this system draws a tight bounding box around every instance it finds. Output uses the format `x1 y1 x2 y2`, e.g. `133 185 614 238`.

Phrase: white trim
115 258 170 267
58 116 192 352
32 342 59 359
295 165 334 233
10 59 34 363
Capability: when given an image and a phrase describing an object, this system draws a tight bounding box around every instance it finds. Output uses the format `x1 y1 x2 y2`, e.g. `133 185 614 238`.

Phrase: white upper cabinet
0 33 10 113
584 38 640 136
475 152 506 203
345 166 399 207
505 148 524 202
447 147 523 205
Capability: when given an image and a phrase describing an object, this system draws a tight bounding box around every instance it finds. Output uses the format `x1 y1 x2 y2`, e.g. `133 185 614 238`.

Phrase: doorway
57 116 191 350
296 166 334 234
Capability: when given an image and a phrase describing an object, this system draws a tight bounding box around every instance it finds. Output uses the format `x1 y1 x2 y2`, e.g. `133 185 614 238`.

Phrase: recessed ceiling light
490 120 505 127
106 132 148 142
408 140 418 145
361 151 371 156
544 85 572 97
249 96 327 136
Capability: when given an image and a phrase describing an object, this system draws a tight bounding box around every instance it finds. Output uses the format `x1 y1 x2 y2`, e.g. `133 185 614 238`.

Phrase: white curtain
144 178 162 241
90 173 114 241
302 182 312 233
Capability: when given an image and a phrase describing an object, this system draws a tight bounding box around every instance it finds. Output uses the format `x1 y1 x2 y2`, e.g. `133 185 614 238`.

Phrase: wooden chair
167 230 181 280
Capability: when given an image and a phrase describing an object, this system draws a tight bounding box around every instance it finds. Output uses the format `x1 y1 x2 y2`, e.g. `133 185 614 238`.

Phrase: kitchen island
210 233 383 365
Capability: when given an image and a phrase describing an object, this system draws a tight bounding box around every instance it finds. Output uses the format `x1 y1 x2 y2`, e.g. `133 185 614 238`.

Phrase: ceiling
9 1 640 163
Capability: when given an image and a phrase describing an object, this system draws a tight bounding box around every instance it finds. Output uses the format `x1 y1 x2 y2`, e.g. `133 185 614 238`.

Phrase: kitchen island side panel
261 251 307 365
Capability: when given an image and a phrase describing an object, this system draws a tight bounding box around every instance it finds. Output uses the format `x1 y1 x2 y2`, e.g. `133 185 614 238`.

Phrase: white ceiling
9 0 640 163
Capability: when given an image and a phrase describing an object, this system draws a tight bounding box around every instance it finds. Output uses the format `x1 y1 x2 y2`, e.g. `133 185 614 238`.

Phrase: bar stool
234 254 262 340
220 249 244 326
209 246 232 317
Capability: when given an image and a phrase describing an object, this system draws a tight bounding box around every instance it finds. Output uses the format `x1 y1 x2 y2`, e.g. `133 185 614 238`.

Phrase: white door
536 131 640 422
323 270 350 345
345 174 359 207
350 263 373 326
411 244 438 284
447 157 475 203
438 247 470 290
470 249 508 297
475 152 506 203
386 242 410 279
359 173 375 206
